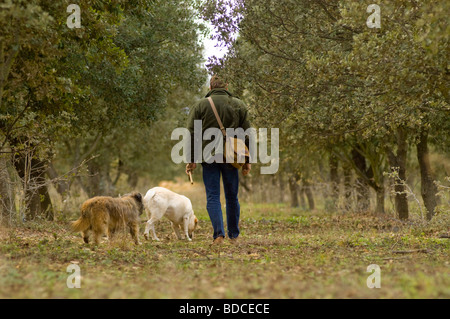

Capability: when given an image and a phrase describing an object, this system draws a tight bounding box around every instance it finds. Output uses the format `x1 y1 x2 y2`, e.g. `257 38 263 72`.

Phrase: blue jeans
202 163 240 240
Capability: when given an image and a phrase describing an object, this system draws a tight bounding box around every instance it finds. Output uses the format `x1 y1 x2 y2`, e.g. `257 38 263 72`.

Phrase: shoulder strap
207 97 227 137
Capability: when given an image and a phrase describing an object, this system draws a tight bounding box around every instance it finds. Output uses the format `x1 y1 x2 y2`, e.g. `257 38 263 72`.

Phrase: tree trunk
86 160 101 197
299 185 306 209
329 153 339 206
46 162 70 196
387 128 409 220
417 130 439 220
278 171 285 203
303 179 315 211
126 169 139 189
0 154 15 225
288 175 299 208
351 148 370 212
39 183 54 220
83 160 115 197
14 155 53 221
396 129 408 220
375 184 385 215
342 162 353 212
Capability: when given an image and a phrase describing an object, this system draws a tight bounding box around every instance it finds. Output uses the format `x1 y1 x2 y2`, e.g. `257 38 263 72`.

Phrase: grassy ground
1 196 449 299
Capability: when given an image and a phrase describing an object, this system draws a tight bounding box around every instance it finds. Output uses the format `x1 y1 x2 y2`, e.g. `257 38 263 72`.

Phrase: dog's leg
144 217 160 241
82 229 91 244
129 222 141 245
94 221 108 246
183 216 192 241
171 222 183 240
108 228 116 242
93 231 103 245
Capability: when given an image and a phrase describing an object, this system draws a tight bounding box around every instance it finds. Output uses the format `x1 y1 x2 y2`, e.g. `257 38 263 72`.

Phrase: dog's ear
133 193 143 203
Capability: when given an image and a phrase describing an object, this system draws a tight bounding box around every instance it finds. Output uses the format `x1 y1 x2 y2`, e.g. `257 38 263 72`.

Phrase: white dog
143 187 198 241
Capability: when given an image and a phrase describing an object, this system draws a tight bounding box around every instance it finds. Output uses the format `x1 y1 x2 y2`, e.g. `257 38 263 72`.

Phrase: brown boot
229 237 240 246
211 236 225 246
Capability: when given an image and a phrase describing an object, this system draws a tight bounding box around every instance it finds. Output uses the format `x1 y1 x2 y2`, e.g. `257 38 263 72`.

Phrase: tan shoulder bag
207 97 249 169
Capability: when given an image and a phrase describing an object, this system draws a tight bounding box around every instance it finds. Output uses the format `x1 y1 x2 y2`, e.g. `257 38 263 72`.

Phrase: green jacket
186 88 251 163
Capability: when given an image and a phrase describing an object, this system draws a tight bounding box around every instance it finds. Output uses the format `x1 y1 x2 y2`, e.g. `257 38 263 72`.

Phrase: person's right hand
242 163 251 176
186 163 197 175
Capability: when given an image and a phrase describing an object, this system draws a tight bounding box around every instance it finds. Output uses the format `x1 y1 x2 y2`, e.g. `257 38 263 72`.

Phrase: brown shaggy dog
71 192 144 245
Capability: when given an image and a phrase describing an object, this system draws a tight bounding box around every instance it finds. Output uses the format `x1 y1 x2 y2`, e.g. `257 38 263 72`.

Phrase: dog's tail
143 189 158 210
144 189 157 203
71 216 90 232
71 206 91 233
143 189 158 220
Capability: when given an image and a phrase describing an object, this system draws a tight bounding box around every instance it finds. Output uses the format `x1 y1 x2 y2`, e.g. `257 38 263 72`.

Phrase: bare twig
393 249 430 254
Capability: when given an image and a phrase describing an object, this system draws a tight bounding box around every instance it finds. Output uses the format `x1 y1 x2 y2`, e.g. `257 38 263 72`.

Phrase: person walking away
185 75 251 246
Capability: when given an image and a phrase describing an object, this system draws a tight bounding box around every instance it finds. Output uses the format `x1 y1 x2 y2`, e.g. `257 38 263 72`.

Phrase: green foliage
55 0 208 195
203 0 449 215
0 0 208 204
206 0 448 142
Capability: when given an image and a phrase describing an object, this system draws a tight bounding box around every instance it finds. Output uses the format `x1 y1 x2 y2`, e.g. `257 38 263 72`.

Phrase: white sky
199 23 231 86
197 4 239 84
203 36 228 61
197 0 239 66
201 21 230 63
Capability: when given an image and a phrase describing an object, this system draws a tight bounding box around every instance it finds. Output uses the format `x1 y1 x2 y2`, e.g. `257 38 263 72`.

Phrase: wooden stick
188 171 194 185
393 249 429 254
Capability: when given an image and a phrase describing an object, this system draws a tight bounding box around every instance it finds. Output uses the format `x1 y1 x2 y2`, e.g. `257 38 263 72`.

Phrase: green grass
0 203 449 299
